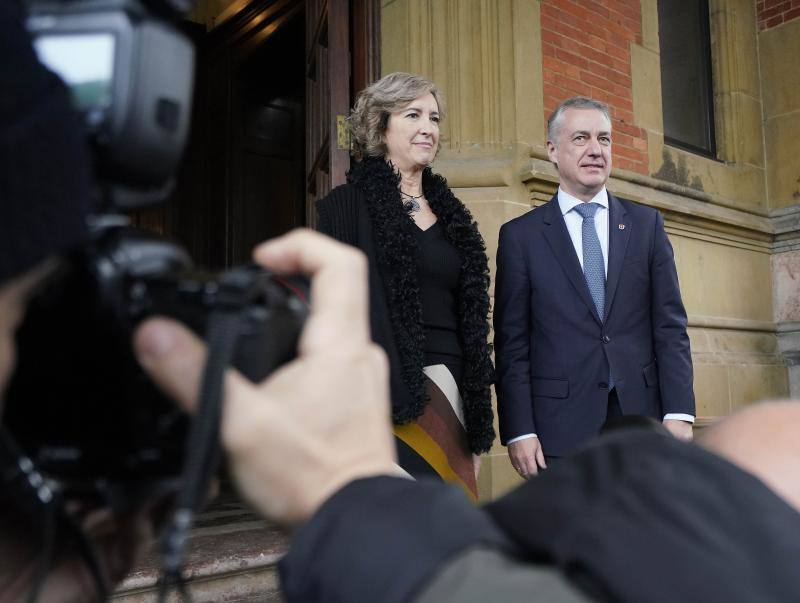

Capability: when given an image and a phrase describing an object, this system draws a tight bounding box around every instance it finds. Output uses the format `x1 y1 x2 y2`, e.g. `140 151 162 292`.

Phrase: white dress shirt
507 187 693 446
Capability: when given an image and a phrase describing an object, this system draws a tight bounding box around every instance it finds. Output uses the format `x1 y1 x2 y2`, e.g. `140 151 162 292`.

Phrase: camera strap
157 308 246 601
0 428 109 602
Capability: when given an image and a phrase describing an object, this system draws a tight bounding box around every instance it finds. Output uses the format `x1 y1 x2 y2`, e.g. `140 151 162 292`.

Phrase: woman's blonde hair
348 72 445 161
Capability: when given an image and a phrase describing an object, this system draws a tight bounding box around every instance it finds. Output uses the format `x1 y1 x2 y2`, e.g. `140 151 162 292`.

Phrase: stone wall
759 11 800 397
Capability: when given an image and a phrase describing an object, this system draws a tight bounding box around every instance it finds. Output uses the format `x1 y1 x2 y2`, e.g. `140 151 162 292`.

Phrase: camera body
3 0 308 502
5 221 307 496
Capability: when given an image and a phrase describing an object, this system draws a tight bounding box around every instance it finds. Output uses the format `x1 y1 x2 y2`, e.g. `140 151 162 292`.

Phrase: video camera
3 0 307 564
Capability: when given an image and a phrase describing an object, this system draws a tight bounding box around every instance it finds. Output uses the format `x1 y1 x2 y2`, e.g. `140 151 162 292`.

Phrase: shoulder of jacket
613 194 654 213
501 203 547 232
316 183 364 210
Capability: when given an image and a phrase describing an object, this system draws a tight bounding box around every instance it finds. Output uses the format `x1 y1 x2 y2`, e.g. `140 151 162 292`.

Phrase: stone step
113 495 289 602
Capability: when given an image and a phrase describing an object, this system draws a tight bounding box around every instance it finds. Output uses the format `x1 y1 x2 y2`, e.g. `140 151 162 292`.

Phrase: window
657 0 716 157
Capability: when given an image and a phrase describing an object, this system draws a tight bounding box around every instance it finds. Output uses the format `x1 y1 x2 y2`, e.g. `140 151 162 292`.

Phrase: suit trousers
546 390 622 463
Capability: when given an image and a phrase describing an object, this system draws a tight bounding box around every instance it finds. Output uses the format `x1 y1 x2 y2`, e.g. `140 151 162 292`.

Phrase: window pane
658 0 716 155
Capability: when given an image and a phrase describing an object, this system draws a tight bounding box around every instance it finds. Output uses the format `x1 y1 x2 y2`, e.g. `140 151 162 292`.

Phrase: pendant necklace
400 189 424 212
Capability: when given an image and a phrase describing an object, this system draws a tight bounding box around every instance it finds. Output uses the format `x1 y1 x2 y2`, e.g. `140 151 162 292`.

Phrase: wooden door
304 0 351 227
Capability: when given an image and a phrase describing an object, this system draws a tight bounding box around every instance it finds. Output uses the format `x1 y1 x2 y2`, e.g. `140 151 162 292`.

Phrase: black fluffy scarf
348 158 496 454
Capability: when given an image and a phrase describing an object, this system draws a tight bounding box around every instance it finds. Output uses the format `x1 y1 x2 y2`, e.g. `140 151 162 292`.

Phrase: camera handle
157 308 247 601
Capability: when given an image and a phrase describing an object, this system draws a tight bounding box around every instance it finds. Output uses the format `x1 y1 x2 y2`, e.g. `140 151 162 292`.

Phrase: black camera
4 0 308 503
5 225 307 494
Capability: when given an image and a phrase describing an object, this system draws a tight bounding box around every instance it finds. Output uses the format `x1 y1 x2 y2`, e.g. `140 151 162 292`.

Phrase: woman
316 72 494 500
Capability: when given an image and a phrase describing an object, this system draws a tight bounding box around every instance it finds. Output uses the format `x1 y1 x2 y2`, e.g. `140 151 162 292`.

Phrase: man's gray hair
547 96 611 143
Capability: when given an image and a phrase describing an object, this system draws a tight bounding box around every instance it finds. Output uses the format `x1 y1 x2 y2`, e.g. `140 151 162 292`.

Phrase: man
494 96 695 476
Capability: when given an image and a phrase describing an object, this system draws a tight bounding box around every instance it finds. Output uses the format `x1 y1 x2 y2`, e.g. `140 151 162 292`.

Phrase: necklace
400 189 423 212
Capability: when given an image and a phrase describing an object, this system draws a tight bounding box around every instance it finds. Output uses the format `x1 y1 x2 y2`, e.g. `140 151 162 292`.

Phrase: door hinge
336 115 350 150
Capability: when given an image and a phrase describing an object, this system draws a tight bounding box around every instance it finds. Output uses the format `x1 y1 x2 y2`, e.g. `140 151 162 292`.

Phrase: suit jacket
494 192 694 456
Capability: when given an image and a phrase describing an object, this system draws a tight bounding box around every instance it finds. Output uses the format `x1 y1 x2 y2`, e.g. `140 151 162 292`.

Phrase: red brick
609 97 633 113
785 6 800 21
555 47 590 70
605 42 630 63
609 3 641 25
612 109 636 125
765 14 785 27
541 14 584 41
561 78 591 96
580 70 608 89
606 19 637 41
544 97 564 113
614 159 647 174
609 57 631 74
585 87 608 104
611 131 635 148
544 82 566 99
760 2 791 20
604 30 631 50
542 55 565 71
584 61 615 83
606 68 632 87
547 5 591 33
585 31 609 50
613 144 647 162
542 29 565 48
614 120 642 137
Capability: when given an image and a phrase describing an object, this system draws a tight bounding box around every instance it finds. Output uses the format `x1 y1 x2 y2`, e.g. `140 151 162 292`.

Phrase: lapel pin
618 224 625 230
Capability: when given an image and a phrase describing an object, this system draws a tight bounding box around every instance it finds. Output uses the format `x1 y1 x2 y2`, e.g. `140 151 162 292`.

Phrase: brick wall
540 0 648 174
757 0 800 31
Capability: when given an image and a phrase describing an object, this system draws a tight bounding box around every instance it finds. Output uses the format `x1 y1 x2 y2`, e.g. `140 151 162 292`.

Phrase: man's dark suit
494 192 694 457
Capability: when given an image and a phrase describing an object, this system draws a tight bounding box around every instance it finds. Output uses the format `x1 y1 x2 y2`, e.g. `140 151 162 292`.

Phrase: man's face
0 264 52 414
547 107 612 201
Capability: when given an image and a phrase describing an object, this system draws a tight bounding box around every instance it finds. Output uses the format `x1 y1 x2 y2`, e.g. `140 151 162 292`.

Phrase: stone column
760 13 800 397
773 211 800 397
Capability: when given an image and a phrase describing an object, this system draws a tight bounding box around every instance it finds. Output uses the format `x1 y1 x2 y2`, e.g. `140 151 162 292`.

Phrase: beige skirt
393 364 477 502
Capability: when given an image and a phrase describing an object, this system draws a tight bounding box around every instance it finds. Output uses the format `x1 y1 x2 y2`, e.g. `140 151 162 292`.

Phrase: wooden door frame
351 0 381 96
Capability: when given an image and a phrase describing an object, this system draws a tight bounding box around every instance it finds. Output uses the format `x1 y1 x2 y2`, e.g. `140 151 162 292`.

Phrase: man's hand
134 229 397 528
663 419 693 442
508 438 546 478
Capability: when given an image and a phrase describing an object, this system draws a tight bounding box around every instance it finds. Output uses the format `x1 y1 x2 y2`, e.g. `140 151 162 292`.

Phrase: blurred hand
134 229 396 528
508 437 546 478
663 419 693 442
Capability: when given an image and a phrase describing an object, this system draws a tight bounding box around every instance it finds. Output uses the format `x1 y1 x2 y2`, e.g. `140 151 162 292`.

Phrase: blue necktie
573 202 605 321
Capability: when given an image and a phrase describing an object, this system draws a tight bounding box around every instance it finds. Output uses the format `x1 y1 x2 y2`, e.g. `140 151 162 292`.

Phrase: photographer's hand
134 229 396 528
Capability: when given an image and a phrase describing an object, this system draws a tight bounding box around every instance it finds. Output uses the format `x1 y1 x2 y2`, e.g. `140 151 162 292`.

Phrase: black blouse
413 221 463 380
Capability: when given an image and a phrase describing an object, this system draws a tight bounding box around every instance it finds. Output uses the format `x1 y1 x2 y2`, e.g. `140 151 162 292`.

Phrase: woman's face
383 93 440 172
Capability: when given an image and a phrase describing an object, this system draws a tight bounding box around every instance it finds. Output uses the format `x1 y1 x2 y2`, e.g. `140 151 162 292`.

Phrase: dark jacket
494 193 695 456
316 158 495 453
280 430 800 603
